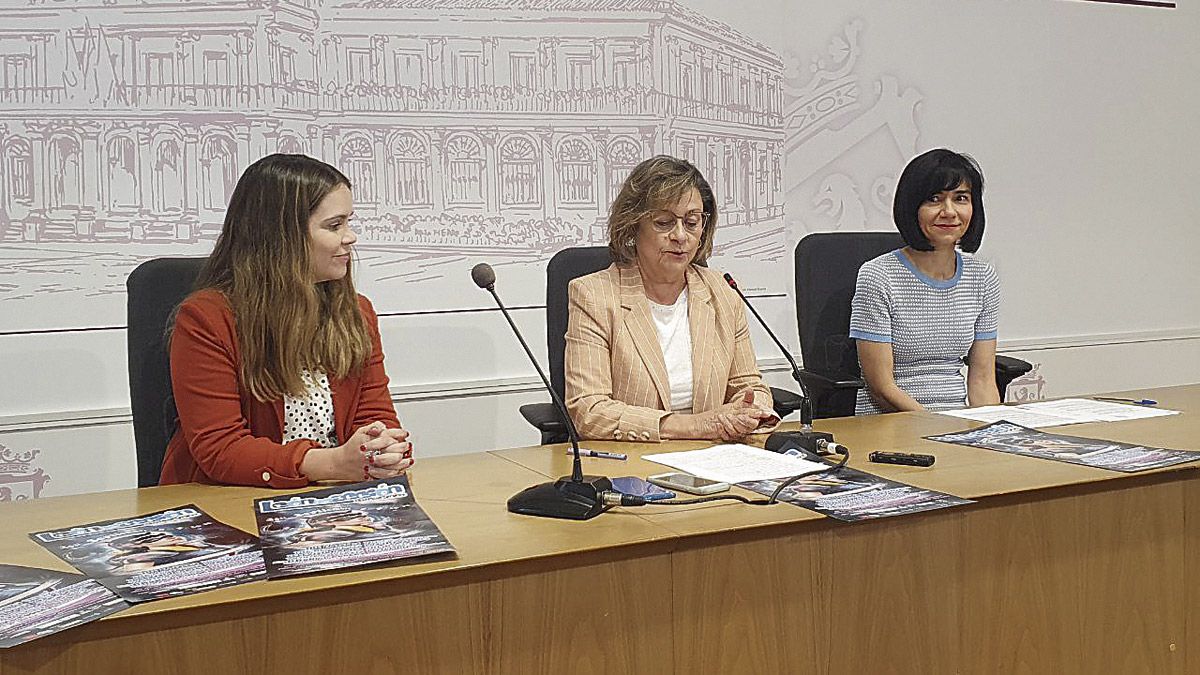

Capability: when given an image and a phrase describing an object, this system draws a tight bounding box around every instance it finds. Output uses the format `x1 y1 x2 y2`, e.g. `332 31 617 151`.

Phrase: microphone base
507 475 613 521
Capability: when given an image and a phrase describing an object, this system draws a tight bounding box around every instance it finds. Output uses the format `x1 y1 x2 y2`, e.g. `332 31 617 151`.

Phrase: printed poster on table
29 506 266 603
926 421 1200 473
0 564 128 649
253 476 455 579
739 466 973 522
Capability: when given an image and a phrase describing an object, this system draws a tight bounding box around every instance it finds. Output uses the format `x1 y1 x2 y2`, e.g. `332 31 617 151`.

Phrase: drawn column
235 31 255 107
235 126 252 179
135 125 154 214
0 124 7 209
539 39 558 90
647 126 664 157
316 124 335 164
589 128 607 214
24 121 50 241
482 37 497 88
481 128 500 214
372 127 386 214
262 119 281 157
427 38 445 90
78 121 102 239
538 131 556 221
251 22 269 106
429 128 446 213
182 123 201 240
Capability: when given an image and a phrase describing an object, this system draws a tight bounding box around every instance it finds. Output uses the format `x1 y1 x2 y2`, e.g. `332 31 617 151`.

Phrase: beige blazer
564 263 773 441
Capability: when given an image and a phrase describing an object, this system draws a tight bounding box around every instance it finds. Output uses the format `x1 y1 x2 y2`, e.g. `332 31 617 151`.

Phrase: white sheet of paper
936 405 1081 428
642 444 829 483
1020 398 1179 422
938 398 1180 428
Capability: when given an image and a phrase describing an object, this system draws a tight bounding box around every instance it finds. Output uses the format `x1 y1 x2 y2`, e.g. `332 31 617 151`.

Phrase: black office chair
793 232 1031 418
127 257 206 487
520 246 803 444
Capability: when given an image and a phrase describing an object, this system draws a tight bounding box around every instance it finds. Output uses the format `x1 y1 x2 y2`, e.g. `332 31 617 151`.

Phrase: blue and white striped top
849 249 1000 415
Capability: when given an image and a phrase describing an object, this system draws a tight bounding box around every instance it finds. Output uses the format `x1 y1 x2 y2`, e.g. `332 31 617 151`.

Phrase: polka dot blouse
281 369 338 448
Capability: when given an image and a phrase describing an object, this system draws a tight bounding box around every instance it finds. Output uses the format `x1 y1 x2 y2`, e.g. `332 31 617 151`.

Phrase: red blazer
159 289 400 487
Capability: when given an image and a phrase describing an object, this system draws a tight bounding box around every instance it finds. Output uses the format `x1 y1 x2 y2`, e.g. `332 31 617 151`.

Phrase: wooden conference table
2 385 1199 674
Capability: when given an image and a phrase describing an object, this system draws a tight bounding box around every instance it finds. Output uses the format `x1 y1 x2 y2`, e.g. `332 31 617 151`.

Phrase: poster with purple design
254 476 455 579
927 421 1200 473
0 564 127 649
740 466 972 522
30 506 266 603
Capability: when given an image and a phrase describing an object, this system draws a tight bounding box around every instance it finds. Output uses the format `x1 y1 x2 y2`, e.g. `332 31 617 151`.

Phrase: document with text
938 398 1178 428
643 444 829 483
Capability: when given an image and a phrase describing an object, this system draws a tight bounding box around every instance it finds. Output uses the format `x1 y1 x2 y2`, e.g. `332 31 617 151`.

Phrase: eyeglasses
648 210 709 234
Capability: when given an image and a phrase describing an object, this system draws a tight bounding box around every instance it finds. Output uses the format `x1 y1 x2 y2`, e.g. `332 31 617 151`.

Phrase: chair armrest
995 355 1033 379
994 355 1033 403
797 369 865 392
796 369 864 420
769 386 804 419
519 402 566 434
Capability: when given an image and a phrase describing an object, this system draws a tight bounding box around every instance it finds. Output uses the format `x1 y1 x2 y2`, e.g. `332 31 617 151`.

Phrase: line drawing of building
0 0 787 330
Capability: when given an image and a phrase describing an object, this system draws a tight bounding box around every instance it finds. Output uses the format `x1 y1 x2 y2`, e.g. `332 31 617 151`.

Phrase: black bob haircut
892 148 985 253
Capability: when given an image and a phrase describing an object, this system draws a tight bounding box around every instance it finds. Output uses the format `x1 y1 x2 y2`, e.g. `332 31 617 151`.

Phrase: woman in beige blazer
565 155 777 442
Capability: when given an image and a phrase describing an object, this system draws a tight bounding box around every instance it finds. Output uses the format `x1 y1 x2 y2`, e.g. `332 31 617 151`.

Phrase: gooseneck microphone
723 272 814 428
471 263 612 520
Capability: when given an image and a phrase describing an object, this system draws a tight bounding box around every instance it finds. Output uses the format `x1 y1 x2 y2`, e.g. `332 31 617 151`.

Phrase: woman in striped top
850 149 1001 415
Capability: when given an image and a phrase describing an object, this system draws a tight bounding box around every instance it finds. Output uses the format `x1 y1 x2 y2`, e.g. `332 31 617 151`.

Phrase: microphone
723 272 814 428
471 262 612 520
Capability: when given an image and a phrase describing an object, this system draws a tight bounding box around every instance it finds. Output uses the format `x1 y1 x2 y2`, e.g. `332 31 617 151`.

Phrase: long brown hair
192 154 371 402
607 155 718 266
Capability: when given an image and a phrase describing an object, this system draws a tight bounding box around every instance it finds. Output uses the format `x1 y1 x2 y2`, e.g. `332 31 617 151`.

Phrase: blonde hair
191 154 371 402
607 155 718 265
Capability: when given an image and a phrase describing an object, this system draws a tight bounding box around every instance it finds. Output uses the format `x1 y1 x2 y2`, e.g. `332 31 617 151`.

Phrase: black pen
566 449 628 460
1091 396 1158 406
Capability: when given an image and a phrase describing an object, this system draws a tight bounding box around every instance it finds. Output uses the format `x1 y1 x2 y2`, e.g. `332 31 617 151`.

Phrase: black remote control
868 451 935 467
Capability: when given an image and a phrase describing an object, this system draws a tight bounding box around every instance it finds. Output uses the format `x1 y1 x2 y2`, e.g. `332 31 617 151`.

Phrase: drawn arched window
48 136 82 209
387 133 431 206
607 137 641 206
152 139 183 212
4 140 32 205
278 135 305 155
444 134 483 205
557 137 593 205
341 136 376 203
499 136 539 207
201 135 237 210
105 136 137 210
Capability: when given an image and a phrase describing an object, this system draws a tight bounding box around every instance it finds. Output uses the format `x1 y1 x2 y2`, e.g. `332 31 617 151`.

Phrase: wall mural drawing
780 19 921 238
0 1 923 333
1 0 793 330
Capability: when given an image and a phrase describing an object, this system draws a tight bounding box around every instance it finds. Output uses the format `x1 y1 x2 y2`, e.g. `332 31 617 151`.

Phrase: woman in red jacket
160 154 412 487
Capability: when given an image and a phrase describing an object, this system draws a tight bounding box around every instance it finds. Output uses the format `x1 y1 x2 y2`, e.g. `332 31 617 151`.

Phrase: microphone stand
724 273 838 455
723 273 814 428
476 267 611 520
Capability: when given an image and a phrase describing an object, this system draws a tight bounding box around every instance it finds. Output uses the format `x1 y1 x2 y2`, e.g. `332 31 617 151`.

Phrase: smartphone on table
610 476 676 501
647 472 729 495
